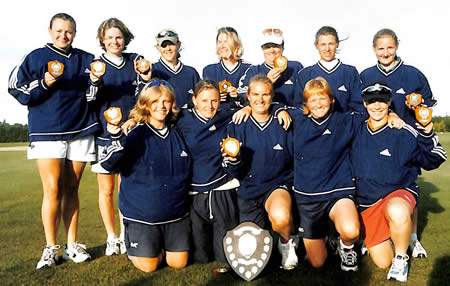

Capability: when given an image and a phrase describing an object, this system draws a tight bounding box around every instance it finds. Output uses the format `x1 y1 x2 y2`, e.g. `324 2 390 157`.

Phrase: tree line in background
0 117 450 143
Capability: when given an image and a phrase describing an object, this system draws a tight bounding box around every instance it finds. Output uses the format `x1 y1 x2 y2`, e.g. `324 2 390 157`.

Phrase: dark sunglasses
144 79 172 90
362 83 392 94
157 30 178 38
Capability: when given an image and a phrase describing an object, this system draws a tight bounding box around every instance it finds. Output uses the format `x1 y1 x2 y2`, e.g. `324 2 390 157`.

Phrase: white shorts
27 136 96 162
91 145 113 174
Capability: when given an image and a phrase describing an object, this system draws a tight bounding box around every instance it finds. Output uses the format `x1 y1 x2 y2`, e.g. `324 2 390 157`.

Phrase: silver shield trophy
223 221 273 281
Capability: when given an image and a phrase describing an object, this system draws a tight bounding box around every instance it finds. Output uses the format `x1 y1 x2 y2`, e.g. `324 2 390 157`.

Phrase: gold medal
415 106 432 126
273 56 287 72
48 60 64 78
104 107 123 126
222 137 240 157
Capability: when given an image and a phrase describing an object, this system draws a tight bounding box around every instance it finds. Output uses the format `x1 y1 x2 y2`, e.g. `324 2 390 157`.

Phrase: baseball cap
156 29 179 45
260 28 284 47
362 82 392 103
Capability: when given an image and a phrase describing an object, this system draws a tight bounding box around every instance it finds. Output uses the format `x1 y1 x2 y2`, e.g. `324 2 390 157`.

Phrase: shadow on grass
428 255 450 286
416 178 445 238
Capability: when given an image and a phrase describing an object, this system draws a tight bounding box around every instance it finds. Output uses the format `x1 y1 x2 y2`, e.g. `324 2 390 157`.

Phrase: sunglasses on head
157 30 177 38
362 83 392 94
263 28 282 36
144 79 171 90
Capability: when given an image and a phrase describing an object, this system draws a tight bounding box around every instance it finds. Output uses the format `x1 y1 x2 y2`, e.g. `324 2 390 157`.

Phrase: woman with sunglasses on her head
294 26 364 112
151 29 200 109
238 28 303 106
100 79 191 273
202 27 251 106
8 13 99 269
360 28 437 259
351 82 446 282
88 17 150 257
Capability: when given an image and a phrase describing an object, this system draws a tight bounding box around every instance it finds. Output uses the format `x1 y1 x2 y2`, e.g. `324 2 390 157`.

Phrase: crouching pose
100 80 191 272
352 82 446 282
228 75 297 270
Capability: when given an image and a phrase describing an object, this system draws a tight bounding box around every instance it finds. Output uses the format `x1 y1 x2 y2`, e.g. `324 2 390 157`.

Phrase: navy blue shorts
190 189 239 263
124 215 191 258
297 195 354 239
238 185 290 229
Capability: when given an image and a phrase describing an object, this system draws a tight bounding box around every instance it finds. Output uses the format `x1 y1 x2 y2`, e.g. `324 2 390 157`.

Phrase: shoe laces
392 254 409 270
69 242 87 253
341 248 357 264
43 245 60 259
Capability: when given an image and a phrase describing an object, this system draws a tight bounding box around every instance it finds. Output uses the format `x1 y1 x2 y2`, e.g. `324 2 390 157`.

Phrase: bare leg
166 251 189 269
329 198 360 246
129 254 163 273
303 238 327 268
265 189 293 242
97 173 116 236
368 240 394 269
385 197 413 256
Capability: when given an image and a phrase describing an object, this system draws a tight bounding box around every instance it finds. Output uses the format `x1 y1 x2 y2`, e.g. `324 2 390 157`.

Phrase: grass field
0 134 449 286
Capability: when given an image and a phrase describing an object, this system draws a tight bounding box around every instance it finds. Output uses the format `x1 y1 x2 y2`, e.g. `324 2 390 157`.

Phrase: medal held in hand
48 60 64 78
415 106 432 126
104 107 122 126
406 93 422 108
91 61 106 78
219 80 232 96
273 56 288 72
222 137 240 157
136 58 150 73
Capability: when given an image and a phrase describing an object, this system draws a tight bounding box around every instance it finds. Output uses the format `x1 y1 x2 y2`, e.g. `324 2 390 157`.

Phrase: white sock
410 233 418 244
107 234 117 241
340 238 354 250
119 232 125 241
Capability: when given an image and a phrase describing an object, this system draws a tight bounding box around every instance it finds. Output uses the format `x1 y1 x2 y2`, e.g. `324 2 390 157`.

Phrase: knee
386 205 411 225
339 222 360 241
167 257 188 269
131 259 159 273
269 208 291 228
308 255 327 268
372 257 392 269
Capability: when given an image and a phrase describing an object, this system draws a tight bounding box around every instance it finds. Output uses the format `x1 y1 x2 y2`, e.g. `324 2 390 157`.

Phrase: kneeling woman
100 80 191 272
227 75 297 270
352 83 446 282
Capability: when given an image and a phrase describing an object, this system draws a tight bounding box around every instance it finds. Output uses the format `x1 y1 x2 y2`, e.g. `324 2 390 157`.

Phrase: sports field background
0 134 449 286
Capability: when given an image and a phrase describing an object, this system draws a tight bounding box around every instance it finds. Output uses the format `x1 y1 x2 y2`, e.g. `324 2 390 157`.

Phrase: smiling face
216 32 233 60
193 88 220 119
316 34 338 62
262 45 283 66
48 18 75 50
102 27 125 57
148 92 173 128
364 100 390 129
157 41 180 64
305 92 333 119
374 35 398 70
247 81 272 118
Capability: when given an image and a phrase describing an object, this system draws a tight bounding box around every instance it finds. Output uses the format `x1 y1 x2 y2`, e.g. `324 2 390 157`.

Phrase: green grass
0 134 449 286
0 142 28 147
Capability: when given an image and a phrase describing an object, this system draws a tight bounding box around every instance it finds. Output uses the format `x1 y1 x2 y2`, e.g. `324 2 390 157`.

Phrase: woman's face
157 42 180 63
102 27 124 57
374 35 398 69
306 93 333 119
247 81 272 116
216 32 232 60
262 45 282 66
148 92 173 125
365 100 390 125
48 18 75 50
316 34 338 62
193 88 220 119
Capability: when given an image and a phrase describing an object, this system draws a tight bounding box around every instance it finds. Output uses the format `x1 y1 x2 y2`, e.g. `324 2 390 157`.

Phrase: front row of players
98 75 444 282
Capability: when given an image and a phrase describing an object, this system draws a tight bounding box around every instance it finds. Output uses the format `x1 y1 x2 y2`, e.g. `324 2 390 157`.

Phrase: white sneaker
410 240 427 258
336 240 358 272
119 238 127 254
278 238 298 270
105 237 120 256
36 245 60 270
387 254 409 282
62 242 91 263
361 242 369 256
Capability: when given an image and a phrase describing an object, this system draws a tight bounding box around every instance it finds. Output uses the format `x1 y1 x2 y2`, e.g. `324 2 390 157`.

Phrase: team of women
7 13 447 283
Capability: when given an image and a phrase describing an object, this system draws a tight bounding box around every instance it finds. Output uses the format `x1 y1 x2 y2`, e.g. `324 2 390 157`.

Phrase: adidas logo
285 80 293 85
188 89 194 94
396 88 406 94
209 125 216 131
132 80 138 86
380 149 391 157
322 129 332 135
84 68 91 73
273 144 283 150
298 227 304 233
181 103 188 108
130 242 138 248
338 85 347 92
180 150 188 157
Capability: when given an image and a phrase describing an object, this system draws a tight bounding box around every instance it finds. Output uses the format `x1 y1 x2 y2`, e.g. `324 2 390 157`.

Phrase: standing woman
295 26 364 112
8 13 99 269
228 75 298 270
100 80 191 273
360 29 437 258
238 29 303 106
352 82 446 282
151 29 200 109
90 18 146 256
202 27 251 104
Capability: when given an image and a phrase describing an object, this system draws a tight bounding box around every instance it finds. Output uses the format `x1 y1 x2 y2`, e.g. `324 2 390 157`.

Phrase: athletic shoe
105 237 120 256
387 254 409 282
36 245 60 270
361 242 369 256
336 240 358 271
278 238 298 270
410 240 427 258
119 237 127 254
62 242 91 263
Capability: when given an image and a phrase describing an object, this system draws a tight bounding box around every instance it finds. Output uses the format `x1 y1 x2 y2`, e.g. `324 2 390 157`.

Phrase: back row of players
7 13 445 282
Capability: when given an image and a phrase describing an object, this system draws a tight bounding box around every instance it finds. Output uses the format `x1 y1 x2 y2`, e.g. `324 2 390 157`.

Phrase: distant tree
0 121 28 142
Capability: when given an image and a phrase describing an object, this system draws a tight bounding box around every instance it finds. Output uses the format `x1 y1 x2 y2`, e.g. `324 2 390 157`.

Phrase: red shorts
360 190 416 248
